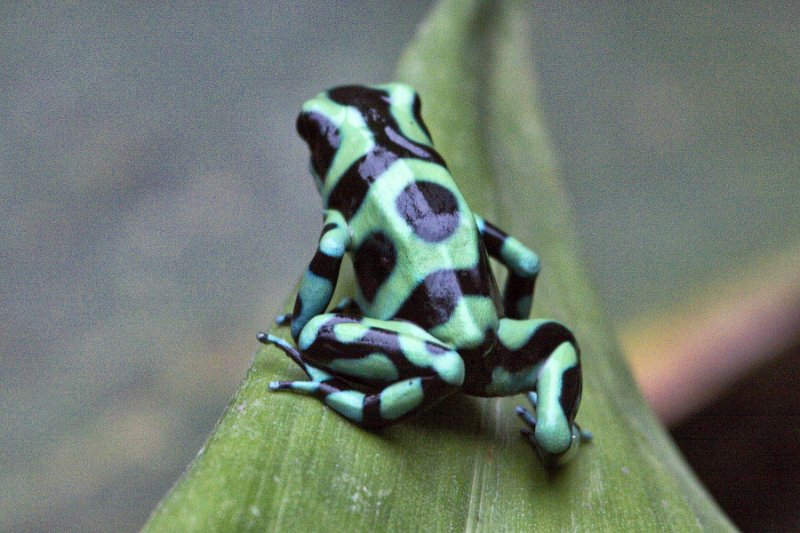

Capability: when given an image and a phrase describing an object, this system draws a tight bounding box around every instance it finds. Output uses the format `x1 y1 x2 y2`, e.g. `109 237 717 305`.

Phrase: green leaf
142 0 735 531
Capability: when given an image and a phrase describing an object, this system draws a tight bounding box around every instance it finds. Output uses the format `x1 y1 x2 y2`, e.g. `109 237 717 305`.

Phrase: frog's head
321 83 432 143
297 83 435 193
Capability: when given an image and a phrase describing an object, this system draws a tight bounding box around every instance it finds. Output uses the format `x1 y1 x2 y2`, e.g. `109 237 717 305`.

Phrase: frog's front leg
289 210 350 340
474 215 540 319
261 314 464 428
483 318 590 466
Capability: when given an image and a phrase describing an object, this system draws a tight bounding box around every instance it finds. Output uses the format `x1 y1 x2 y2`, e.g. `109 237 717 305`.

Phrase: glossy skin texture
259 83 589 466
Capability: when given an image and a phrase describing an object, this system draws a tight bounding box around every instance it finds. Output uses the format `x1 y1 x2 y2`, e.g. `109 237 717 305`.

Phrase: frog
258 83 590 466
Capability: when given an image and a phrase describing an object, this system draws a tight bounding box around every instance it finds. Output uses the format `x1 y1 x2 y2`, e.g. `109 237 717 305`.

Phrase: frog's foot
270 375 454 429
257 332 311 377
516 392 591 466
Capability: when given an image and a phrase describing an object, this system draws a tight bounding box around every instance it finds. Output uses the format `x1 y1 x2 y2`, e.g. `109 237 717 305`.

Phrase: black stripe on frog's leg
290 211 350 340
501 321 577 373
476 217 506 257
474 215 540 319
359 375 455 428
502 273 536 320
307 247 343 279
557 364 582 422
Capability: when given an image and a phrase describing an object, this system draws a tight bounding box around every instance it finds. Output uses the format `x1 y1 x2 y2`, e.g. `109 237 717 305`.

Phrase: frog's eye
297 111 341 181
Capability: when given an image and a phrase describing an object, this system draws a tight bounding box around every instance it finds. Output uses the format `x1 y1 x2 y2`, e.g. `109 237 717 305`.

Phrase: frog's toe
258 332 308 374
515 404 537 430
526 391 538 406
269 379 320 395
577 424 593 442
515 391 539 430
269 380 291 390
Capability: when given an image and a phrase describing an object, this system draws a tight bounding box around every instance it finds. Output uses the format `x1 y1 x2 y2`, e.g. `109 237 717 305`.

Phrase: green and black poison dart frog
258 83 591 466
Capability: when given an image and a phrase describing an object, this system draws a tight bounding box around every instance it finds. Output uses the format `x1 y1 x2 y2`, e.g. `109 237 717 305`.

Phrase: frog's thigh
297 313 466 388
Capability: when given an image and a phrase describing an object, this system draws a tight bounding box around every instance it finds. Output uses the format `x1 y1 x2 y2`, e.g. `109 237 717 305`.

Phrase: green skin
259 83 590 466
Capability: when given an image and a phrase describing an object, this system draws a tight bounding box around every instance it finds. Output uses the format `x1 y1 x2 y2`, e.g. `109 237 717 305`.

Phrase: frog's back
297 84 501 350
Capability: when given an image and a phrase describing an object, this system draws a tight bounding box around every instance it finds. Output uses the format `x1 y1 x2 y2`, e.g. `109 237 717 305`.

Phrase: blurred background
2 2 798 531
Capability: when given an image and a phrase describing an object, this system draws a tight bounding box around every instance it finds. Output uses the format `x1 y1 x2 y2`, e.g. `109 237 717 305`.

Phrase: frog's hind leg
262 313 464 428
491 318 589 465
